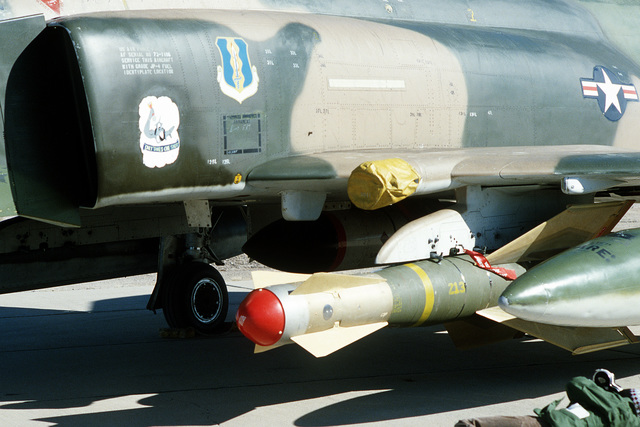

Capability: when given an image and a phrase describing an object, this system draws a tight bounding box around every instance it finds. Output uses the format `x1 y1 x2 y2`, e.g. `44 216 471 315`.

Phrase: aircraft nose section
236 288 285 346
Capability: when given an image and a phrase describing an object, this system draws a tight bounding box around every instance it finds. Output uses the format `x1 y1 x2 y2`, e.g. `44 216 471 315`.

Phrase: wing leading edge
246 146 640 212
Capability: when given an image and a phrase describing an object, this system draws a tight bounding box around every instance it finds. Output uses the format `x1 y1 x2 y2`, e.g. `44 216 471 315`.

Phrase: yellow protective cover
347 158 420 210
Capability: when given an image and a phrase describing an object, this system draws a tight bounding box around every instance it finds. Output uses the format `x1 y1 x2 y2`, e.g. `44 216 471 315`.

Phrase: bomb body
500 228 640 327
237 255 524 356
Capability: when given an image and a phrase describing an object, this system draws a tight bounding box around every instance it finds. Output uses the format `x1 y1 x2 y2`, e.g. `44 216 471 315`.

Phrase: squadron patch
216 37 259 104
581 66 638 121
139 96 181 168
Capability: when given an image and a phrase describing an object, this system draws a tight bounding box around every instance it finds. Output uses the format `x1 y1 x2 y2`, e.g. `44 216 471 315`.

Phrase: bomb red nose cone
236 288 285 346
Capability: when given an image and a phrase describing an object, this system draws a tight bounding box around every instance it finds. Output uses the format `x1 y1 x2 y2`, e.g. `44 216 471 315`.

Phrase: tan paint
5 0 299 20
612 75 640 150
289 15 468 153
200 10 291 42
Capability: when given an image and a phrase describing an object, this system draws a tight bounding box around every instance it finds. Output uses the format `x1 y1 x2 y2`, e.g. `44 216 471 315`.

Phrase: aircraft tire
162 262 229 334
161 267 183 329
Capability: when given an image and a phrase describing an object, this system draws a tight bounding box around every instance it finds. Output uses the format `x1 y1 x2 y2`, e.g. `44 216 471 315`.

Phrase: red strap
464 249 518 280
40 0 61 14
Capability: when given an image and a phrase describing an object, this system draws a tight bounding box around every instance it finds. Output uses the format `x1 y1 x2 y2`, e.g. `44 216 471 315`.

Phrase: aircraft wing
475 307 639 355
247 146 640 203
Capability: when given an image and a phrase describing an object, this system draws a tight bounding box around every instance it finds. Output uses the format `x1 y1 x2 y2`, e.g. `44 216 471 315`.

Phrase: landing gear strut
148 206 247 334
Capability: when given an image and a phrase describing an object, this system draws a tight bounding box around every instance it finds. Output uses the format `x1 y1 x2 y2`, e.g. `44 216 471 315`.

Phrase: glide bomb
236 253 524 357
500 228 640 328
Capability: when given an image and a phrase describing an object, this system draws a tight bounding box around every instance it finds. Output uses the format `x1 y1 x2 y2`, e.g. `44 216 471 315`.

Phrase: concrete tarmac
2 205 640 426
1 277 640 426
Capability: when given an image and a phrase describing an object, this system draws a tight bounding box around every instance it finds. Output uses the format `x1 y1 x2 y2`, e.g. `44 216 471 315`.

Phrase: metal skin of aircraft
2 0 640 355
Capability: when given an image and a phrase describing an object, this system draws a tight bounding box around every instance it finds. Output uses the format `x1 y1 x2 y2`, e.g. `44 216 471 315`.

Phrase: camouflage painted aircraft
2 0 640 355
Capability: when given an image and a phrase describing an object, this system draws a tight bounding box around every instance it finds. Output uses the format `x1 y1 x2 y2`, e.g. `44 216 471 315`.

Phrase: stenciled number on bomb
448 281 466 295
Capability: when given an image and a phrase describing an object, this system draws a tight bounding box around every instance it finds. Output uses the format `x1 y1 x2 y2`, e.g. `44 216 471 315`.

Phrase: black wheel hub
191 278 223 324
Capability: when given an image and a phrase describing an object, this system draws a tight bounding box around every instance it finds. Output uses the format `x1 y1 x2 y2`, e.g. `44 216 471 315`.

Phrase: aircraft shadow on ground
1 294 640 426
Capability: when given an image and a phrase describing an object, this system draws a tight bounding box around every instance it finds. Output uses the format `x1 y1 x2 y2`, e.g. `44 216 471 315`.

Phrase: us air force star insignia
581 66 638 121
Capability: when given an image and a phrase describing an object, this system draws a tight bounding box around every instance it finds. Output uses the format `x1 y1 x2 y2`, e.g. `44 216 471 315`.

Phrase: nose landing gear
161 262 229 334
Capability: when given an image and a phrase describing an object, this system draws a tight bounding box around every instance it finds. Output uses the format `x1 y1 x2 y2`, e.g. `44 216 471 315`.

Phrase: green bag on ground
535 376 640 427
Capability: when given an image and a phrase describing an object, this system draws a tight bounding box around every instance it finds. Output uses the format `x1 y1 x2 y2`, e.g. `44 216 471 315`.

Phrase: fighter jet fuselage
2 0 640 353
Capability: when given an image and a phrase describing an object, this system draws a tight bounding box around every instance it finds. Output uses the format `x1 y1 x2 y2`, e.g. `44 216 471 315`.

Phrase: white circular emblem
139 96 180 168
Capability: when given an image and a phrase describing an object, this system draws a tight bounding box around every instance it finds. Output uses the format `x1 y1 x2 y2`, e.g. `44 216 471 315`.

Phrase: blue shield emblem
216 37 260 103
